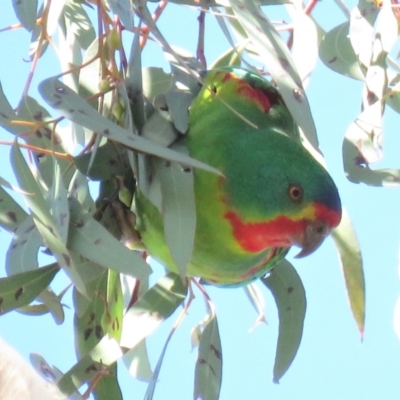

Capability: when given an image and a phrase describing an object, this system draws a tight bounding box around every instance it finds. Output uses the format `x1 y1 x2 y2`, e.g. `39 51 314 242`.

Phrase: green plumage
135 68 341 286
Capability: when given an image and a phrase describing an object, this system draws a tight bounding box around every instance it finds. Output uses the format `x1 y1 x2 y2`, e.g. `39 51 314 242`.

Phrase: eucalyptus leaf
68 170 96 214
68 203 152 280
332 209 365 337
38 288 66 325
142 67 172 104
0 184 28 232
78 37 101 101
45 0 65 37
73 272 123 399
0 264 59 315
127 28 146 132
349 1 379 70
58 335 124 396
108 0 135 30
63 0 96 50
123 340 153 381
155 143 196 280
0 83 21 135
10 142 87 294
319 22 364 80
6 215 42 275
50 161 70 244
12 0 38 31
16 95 72 187
209 46 242 70
261 259 306 383
289 7 319 85
142 110 179 147
343 109 400 186
74 142 130 181
230 0 319 151
39 77 221 175
193 315 222 400
120 272 187 349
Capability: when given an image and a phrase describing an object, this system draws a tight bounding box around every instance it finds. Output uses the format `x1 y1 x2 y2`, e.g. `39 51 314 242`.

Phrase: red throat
224 203 341 254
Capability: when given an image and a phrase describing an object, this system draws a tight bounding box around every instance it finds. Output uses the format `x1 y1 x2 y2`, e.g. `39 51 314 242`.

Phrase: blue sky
1 1 400 399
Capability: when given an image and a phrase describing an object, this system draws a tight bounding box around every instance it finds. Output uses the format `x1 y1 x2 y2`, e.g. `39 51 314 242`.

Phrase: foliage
3 0 400 398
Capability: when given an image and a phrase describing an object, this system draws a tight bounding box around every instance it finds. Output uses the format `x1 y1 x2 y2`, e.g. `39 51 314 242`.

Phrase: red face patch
237 83 271 113
224 203 341 254
224 210 301 253
219 72 271 113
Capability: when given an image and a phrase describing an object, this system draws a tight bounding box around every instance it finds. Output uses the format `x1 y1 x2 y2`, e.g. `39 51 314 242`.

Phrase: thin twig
197 9 207 69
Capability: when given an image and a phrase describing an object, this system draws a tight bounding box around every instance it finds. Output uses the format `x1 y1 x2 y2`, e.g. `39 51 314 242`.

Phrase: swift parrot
135 68 341 286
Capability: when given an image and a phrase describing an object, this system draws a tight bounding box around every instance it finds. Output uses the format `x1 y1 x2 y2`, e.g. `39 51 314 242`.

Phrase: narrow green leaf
50 161 70 244
57 335 124 396
121 276 153 381
45 0 65 37
108 0 134 30
0 184 28 232
38 288 66 325
332 209 365 337
39 77 221 175
62 276 184 397
0 82 23 135
19 287 67 324
73 272 123 400
63 0 96 50
209 46 242 70
164 48 202 133
345 2 398 186
12 0 38 31
120 272 187 349
103 270 124 342
155 144 196 280
142 67 172 104
74 273 109 358
6 215 42 275
343 107 400 186
68 204 152 280
261 260 306 383
127 22 146 131
123 340 153 381
67 170 96 214
230 0 319 150
142 110 179 147
78 37 101 101
349 1 379 69
10 142 49 222
0 264 59 315
290 8 319 85
193 316 222 400
10 141 87 294
74 142 130 181
319 22 364 80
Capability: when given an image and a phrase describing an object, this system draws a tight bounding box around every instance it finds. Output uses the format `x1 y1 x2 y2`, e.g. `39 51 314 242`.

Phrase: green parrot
135 68 341 286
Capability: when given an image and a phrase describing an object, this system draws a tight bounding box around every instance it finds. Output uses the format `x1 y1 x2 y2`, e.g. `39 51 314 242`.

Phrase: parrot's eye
288 184 303 203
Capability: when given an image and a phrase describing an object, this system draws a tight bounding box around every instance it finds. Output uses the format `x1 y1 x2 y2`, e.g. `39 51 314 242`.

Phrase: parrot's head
223 138 342 259
194 68 342 258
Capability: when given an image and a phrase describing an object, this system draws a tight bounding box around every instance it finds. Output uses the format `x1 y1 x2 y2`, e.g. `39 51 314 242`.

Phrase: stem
197 10 207 69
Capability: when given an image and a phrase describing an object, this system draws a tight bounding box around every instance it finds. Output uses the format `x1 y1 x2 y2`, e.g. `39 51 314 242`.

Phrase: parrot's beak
291 220 331 258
